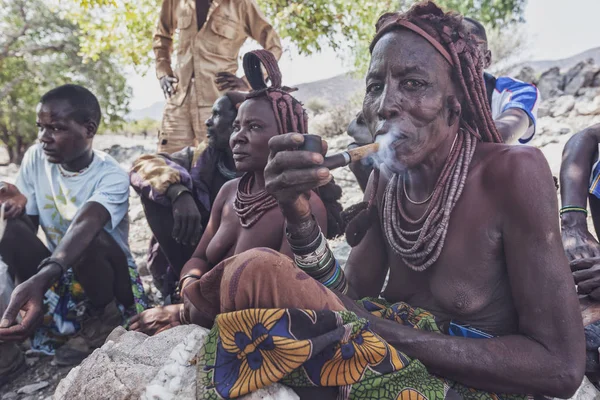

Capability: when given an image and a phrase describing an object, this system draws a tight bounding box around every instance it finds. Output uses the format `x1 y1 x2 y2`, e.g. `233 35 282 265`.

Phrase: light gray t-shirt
16 144 135 268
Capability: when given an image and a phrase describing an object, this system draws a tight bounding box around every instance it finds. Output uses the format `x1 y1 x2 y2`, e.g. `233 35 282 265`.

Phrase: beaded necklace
58 156 93 178
233 172 278 228
382 130 476 272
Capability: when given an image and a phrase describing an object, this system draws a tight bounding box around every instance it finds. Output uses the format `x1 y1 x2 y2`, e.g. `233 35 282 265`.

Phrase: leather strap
395 20 455 66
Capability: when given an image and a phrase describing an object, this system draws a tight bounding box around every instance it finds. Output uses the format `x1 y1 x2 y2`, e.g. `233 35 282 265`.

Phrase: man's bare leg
54 229 134 365
0 215 134 365
0 216 50 284
72 229 134 309
141 196 196 276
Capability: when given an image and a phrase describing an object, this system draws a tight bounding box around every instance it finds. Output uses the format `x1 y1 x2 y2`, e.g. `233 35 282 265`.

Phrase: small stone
17 381 49 394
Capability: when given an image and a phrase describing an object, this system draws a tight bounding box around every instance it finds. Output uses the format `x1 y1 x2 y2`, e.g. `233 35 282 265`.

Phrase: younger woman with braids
188 2 584 399
129 50 344 335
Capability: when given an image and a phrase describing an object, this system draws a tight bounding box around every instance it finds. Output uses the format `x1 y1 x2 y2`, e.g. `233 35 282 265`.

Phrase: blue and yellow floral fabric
197 299 529 400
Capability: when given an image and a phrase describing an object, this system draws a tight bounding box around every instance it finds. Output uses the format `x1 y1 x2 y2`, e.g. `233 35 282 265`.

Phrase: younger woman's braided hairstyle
242 50 345 238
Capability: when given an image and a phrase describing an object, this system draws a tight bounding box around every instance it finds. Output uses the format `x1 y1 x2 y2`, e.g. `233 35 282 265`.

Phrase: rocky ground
1 59 600 399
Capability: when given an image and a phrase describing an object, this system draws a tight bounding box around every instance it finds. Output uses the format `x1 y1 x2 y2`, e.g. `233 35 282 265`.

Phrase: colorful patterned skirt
197 298 529 400
31 265 148 355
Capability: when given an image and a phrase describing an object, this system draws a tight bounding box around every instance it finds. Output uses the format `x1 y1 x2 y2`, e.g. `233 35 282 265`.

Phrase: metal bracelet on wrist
286 215 319 243
37 257 68 275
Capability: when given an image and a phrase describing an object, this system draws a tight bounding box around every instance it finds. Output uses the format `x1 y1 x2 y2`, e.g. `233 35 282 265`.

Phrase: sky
128 0 600 110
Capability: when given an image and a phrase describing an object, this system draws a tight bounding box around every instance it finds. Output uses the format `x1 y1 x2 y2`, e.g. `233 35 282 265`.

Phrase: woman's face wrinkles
363 29 457 169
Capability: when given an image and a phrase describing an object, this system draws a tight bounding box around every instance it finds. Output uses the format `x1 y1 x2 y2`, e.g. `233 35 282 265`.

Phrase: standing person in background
154 0 282 153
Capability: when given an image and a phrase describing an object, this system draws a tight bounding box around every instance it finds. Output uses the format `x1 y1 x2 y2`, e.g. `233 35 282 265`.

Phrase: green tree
71 0 525 74
0 0 131 164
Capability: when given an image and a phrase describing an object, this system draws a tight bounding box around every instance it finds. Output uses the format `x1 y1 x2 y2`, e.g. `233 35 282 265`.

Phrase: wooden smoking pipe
300 134 379 170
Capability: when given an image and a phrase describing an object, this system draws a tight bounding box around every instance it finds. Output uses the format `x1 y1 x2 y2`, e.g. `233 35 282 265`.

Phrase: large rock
537 67 564 100
537 98 555 118
574 96 600 116
53 325 299 400
514 66 537 85
593 71 600 88
551 95 576 117
564 60 600 96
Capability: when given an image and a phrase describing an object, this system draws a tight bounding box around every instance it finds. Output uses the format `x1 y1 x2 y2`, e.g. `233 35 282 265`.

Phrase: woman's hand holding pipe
265 133 332 224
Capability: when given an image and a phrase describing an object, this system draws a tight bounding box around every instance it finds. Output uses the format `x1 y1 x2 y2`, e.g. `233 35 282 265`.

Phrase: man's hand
129 304 182 336
0 182 27 219
572 257 600 300
561 213 600 260
160 76 178 98
172 192 203 246
215 72 249 91
0 276 47 341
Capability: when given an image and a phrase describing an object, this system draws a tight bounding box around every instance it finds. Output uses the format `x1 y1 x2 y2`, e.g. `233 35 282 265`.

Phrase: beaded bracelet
288 224 348 293
559 206 588 216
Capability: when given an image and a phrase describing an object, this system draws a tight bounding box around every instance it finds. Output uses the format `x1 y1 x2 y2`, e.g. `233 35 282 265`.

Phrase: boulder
593 71 600 88
551 95 576 117
53 325 299 400
576 87 600 101
564 60 600 96
537 67 564 100
574 96 600 116
537 98 555 118
514 66 537 85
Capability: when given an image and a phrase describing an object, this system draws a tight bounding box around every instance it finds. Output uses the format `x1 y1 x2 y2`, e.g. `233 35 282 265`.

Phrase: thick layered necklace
233 172 278 228
382 130 476 272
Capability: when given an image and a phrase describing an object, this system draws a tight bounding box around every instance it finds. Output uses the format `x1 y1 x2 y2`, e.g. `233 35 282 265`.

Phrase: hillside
128 73 364 121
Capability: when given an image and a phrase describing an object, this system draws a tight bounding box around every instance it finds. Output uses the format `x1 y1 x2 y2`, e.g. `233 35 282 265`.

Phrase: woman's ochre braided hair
242 50 345 238
344 2 502 270
372 1 502 143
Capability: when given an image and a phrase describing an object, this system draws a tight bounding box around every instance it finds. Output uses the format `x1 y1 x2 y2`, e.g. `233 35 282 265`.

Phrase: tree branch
0 3 28 62
6 43 67 58
0 75 28 102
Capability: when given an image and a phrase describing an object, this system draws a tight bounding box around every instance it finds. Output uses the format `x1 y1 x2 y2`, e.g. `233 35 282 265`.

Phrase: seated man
561 123 600 263
559 123 600 379
130 92 245 296
349 16 541 191
183 4 584 399
0 85 146 385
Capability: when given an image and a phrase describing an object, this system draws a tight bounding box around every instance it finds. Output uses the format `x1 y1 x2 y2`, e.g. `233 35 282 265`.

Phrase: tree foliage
0 0 131 163
71 0 526 74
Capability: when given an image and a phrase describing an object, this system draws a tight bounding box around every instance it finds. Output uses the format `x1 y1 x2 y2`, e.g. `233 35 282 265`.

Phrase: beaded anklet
559 206 588 216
